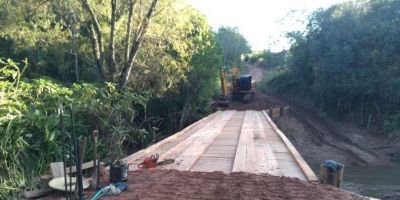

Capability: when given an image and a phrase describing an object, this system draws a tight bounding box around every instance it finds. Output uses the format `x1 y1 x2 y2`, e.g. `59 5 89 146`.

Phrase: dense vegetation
267 0 400 135
1 59 153 198
217 26 251 67
0 0 251 198
245 50 287 69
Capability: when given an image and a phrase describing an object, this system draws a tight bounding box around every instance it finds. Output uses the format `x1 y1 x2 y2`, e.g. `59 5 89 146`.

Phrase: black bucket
109 160 129 183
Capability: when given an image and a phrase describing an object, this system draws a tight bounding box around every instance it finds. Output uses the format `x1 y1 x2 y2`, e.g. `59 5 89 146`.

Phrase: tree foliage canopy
269 0 400 133
216 26 251 67
0 0 241 198
0 0 218 92
245 50 287 69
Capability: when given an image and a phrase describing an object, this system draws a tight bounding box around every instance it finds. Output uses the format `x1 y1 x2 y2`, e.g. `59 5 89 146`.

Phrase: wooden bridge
123 110 318 182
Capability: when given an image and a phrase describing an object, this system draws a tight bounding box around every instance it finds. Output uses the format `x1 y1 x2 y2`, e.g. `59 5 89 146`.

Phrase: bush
0 58 155 198
384 113 400 137
268 0 400 134
257 67 288 92
245 51 287 68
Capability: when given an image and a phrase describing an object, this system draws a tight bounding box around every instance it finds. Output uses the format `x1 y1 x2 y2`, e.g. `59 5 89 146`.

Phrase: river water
342 165 400 199
310 163 400 199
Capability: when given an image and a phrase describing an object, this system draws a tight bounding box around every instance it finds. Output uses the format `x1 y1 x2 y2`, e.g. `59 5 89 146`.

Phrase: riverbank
265 93 400 199
246 63 400 198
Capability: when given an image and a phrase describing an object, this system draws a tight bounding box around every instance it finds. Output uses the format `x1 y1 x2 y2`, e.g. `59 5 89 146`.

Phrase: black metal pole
96 158 100 189
69 137 73 198
69 105 76 199
69 104 76 141
59 105 69 200
75 139 85 199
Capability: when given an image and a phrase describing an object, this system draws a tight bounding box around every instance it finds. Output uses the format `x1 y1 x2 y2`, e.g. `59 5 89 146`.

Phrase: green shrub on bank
0 58 154 199
266 0 400 134
245 50 287 69
384 113 400 137
256 67 288 92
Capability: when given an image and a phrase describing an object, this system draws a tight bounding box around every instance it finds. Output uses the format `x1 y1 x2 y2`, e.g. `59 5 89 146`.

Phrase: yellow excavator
218 67 255 107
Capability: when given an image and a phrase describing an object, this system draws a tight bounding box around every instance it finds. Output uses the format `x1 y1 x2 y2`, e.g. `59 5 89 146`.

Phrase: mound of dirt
103 170 361 200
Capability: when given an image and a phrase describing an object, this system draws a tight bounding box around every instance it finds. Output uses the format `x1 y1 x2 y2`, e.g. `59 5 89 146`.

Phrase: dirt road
247 63 265 81
228 63 393 168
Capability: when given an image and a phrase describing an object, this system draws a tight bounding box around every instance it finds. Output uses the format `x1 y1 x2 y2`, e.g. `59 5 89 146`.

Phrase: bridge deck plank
124 110 317 181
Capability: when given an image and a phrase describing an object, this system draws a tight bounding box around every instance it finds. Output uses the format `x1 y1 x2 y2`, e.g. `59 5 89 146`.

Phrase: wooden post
319 164 327 184
272 108 280 119
283 106 289 116
319 161 344 188
335 166 344 188
266 109 272 117
319 164 335 185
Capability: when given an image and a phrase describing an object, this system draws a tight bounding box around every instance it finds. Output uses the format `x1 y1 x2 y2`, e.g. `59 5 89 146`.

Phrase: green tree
216 26 251 67
269 0 400 133
148 10 223 132
0 0 216 92
245 50 288 68
0 0 226 198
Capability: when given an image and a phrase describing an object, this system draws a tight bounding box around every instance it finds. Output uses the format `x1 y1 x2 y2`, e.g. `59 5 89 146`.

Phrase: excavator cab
218 67 255 106
231 75 255 103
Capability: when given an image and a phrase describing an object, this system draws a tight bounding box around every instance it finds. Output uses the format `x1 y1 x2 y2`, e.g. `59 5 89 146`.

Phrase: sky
188 0 349 52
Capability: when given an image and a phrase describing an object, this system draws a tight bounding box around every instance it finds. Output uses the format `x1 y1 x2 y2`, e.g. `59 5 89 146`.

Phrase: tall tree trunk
125 0 138 63
72 27 79 82
118 0 158 90
89 24 106 81
108 0 117 79
80 0 106 81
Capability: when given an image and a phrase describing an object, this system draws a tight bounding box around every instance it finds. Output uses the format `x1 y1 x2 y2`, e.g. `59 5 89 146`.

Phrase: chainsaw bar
156 159 175 166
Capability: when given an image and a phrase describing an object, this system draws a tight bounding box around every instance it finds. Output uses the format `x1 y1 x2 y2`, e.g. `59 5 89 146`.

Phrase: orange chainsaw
137 154 175 169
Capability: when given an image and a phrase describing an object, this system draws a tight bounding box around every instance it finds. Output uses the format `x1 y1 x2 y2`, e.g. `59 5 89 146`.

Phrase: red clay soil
101 170 361 200
220 92 272 111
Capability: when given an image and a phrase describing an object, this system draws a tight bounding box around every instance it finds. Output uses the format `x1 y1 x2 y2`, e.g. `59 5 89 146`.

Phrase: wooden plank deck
124 110 318 182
